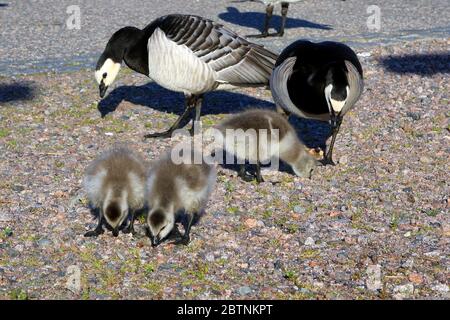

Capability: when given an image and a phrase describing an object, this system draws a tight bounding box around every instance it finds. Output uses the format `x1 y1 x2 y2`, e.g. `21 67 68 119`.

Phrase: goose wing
159 15 278 85
270 56 330 121
342 60 364 114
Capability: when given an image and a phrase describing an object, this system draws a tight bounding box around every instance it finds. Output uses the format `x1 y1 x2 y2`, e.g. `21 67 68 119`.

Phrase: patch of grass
390 213 400 230
262 209 273 219
9 289 28 300
0 129 10 138
1 227 13 238
55 160 65 168
424 209 439 217
227 207 238 214
144 263 156 275
283 270 296 280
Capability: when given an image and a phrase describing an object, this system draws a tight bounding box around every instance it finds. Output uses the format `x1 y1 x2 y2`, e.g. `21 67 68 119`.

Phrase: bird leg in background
277 2 290 37
189 94 204 136
248 4 274 38
144 94 198 138
123 210 136 235
84 213 105 237
323 118 343 166
255 161 264 183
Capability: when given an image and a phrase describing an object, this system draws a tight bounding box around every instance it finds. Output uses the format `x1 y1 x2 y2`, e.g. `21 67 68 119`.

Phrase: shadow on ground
0 82 36 103
98 82 332 149
218 6 332 34
380 53 450 76
0 3 9 7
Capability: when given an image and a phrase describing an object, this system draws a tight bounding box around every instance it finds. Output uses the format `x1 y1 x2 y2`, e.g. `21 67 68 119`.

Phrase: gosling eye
102 73 107 79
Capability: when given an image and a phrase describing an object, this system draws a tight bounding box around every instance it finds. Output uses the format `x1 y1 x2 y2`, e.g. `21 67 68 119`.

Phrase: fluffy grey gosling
83 147 147 237
146 150 216 246
216 109 317 183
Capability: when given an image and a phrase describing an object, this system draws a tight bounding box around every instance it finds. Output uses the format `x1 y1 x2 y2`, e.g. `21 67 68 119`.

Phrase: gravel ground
0 38 449 300
1 0 449 75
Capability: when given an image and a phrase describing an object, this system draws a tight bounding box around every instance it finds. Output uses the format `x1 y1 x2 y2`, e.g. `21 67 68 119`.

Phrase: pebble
205 253 215 262
237 286 252 296
408 273 423 285
366 264 382 291
393 284 414 300
37 238 52 247
431 283 449 293
419 156 432 164
293 205 305 214
304 237 315 246
339 155 349 165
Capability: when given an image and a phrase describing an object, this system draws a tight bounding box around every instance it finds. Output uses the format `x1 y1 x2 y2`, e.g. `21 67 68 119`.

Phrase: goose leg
176 212 196 245
322 119 343 166
274 2 289 37
248 4 273 38
238 164 255 182
189 95 203 136
144 95 195 138
255 161 264 183
123 210 136 235
84 212 104 237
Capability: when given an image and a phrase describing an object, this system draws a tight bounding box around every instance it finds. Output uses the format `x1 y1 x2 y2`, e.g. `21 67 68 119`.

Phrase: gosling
215 109 317 183
146 149 216 246
83 147 147 237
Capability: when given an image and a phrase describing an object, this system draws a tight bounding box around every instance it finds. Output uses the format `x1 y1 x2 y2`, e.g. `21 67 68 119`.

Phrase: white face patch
325 85 349 113
95 58 121 86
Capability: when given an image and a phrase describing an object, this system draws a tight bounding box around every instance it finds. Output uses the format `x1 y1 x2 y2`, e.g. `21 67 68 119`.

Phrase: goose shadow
0 3 8 7
218 6 332 33
380 53 450 76
97 82 274 118
0 82 36 103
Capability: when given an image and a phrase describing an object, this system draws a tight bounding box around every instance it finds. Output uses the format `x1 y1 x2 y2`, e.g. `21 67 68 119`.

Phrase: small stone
404 231 412 237
419 156 432 164
105 132 114 136
11 185 25 192
237 286 252 296
406 112 421 121
431 283 449 293
401 258 414 269
329 211 341 217
38 238 51 247
304 237 315 246
339 155 348 165
205 253 215 262
393 284 414 300
14 244 24 252
293 205 305 214
366 264 382 291
408 273 423 285
244 218 258 229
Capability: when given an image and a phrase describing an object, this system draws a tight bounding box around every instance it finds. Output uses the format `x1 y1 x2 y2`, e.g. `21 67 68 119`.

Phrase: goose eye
102 73 107 79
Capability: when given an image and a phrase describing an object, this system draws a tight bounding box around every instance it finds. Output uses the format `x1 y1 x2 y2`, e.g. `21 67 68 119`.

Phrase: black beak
99 82 107 98
112 228 119 237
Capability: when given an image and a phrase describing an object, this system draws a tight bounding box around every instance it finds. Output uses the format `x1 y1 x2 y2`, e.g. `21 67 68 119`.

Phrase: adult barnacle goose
270 40 364 165
83 147 147 237
95 14 278 138
248 0 302 38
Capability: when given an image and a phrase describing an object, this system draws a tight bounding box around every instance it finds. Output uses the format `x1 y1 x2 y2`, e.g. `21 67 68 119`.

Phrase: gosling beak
99 82 108 98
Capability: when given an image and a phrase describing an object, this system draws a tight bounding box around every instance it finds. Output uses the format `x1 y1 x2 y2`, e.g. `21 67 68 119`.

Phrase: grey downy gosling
146 150 216 246
270 40 364 165
95 14 278 138
83 147 147 237
215 109 317 183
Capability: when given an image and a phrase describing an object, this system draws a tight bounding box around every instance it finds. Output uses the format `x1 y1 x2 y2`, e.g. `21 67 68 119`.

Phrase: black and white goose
95 14 278 138
270 40 364 165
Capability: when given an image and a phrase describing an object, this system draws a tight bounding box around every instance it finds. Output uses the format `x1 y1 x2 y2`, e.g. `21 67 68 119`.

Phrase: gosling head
292 152 318 179
147 208 175 247
103 190 129 237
